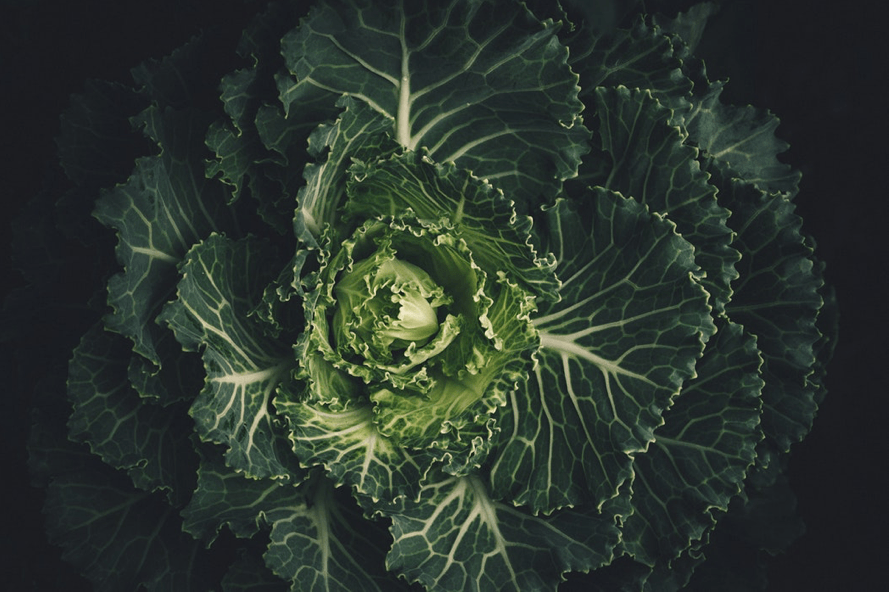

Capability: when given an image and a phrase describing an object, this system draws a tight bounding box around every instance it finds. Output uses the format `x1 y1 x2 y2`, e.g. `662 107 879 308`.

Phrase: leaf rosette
18 0 838 591
278 153 542 488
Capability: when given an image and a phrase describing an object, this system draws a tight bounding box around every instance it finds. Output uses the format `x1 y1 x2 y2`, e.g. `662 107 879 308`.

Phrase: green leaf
280 0 588 209
205 67 264 205
256 98 344 231
181 444 304 544
622 319 763 566
274 398 434 502
298 215 490 394
489 191 715 513
294 96 399 245
652 2 720 54
130 34 232 110
126 329 204 407
44 470 213 590
809 281 839 407
581 85 738 310
685 81 801 197
714 169 825 453
182 446 395 590
382 473 623 591
369 272 538 474
95 105 239 367
263 475 398 591
294 209 539 475
67 324 198 505
566 12 799 198
207 2 337 236
345 150 559 300
158 233 300 481
567 15 693 113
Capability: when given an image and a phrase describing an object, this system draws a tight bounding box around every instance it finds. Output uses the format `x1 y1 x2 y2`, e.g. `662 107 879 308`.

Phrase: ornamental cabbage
21 0 836 590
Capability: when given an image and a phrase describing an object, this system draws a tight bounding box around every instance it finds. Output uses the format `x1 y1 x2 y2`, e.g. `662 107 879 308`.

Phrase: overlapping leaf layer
28 0 835 590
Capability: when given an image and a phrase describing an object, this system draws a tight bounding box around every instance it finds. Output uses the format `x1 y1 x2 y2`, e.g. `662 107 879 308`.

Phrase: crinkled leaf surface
686 81 801 197
205 66 266 205
652 2 720 54
582 85 738 310
369 271 539 474
263 475 398 591
67 324 197 505
182 455 399 590
622 319 763 567
294 96 398 245
158 233 300 481
207 2 339 236
23 1 838 591
183 451 401 587
345 151 559 300
94 105 239 366
714 169 825 452
253 97 343 230
126 329 204 407
489 191 715 514
274 398 433 503
44 470 213 590
279 0 588 209
382 474 624 591
567 15 692 113
181 444 303 544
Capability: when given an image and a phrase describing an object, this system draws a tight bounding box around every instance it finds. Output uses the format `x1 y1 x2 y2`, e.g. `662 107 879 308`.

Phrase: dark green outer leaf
94 106 241 367
181 443 305 544
182 445 399 590
67 324 198 506
489 191 715 514
622 319 763 567
581 85 738 310
685 80 801 198
158 234 301 481
44 470 213 590
713 166 825 453
567 15 692 113
263 476 400 591
382 473 626 591
808 278 838 407
565 12 800 199
280 0 588 210
206 2 335 236
293 96 399 246
126 329 204 407
130 34 233 111
205 67 265 205
649 2 720 55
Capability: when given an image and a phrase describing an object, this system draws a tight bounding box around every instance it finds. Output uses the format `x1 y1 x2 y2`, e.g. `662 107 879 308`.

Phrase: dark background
2 0 885 591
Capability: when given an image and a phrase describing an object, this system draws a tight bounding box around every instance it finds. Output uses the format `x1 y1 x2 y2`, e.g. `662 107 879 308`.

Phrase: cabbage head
22 0 836 590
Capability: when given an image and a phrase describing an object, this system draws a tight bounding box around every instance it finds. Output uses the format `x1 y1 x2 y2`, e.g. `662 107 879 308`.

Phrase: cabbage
17 0 837 590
